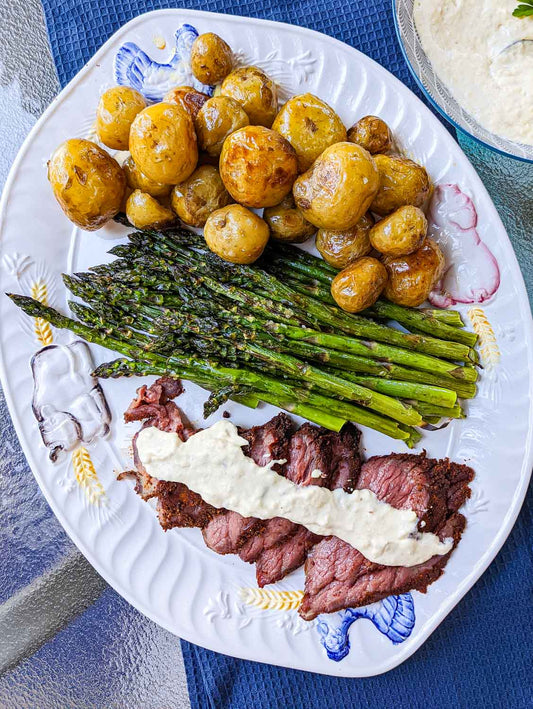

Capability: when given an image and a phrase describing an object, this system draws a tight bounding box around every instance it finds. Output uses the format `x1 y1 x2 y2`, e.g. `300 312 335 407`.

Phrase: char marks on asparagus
9 224 480 448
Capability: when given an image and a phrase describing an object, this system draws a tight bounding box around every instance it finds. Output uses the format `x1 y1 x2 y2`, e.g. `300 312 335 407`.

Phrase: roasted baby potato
195 96 250 156
331 257 388 313
129 102 198 185
126 189 175 229
263 195 316 243
95 86 146 150
204 204 270 264
163 86 210 120
122 155 172 198
48 138 126 230
383 238 445 307
371 155 431 216
347 115 392 154
272 93 347 172
315 213 374 269
219 126 298 208
171 165 233 227
220 66 278 127
293 142 379 230
190 33 233 85
369 205 427 257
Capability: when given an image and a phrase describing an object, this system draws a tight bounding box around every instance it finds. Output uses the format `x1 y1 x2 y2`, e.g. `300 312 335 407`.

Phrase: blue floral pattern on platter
316 594 415 661
114 24 214 101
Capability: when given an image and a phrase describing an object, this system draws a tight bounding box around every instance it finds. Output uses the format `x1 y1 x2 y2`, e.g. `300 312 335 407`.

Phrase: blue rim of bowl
391 0 533 164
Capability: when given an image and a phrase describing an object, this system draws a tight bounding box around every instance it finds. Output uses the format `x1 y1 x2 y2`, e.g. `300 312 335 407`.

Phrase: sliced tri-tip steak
327 423 362 493
256 527 323 587
299 455 474 620
157 481 217 530
241 423 332 580
238 517 297 563
201 414 294 555
299 513 466 620
124 377 189 436
242 423 361 567
122 377 189 502
251 423 362 587
125 377 218 528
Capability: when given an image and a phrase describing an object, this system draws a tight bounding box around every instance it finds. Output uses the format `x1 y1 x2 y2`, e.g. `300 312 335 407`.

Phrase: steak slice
126 377 215 528
256 527 323 588
356 453 449 532
252 423 362 587
356 455 474 527
156 481 217 530
239 422 332 567
238 518 297 563
240 413 294 473
283 423 333 486
124 378 191 502
124 376 193 438
300 454 474 619
328 423 361 493
117 429 159 501
201 414 293 555
300 513 465 619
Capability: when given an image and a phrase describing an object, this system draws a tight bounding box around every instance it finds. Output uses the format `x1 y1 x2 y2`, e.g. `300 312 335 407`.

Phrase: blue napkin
40 1 533 706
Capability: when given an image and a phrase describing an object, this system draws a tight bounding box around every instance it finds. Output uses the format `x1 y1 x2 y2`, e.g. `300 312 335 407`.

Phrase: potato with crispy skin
195 96 250 156
126 190 175 229
219 126 298 208
129 103 198 185
263 195 316 243
95 86 146 150
204 204 270 264
220 66 278 127
163 86 210 120
371 154 431 216
171 165 233 227
272 93 347 172
383 238 445 307
293 142 379 230
369 205 427 257
48 138 126 230
316 213 374 268
347 115 392 154
190 33 233 85
331 257 388 313
122 155 172 198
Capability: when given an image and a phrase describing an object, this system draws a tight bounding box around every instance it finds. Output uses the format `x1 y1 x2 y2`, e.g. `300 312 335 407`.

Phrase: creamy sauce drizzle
136 421 452 567
414 0 533 145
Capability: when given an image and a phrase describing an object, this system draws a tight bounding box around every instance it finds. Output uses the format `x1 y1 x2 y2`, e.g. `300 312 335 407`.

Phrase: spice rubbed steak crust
123 378 474 617
123 377 217 529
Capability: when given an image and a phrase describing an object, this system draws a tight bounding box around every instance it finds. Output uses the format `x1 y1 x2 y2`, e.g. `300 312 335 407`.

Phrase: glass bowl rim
391 0 533 164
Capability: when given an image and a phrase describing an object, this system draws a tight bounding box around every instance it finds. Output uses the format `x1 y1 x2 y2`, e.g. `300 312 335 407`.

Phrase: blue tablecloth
39 1 533 707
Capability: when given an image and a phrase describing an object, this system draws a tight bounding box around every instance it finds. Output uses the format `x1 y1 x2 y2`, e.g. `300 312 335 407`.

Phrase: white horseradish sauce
136 421 452 567
414 0 533 145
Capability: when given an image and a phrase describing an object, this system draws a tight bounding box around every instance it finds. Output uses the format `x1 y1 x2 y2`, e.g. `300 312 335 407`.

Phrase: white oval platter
0 9 532 677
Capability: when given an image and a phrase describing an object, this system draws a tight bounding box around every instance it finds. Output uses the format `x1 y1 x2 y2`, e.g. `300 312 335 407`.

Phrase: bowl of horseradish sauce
393 0 533 162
